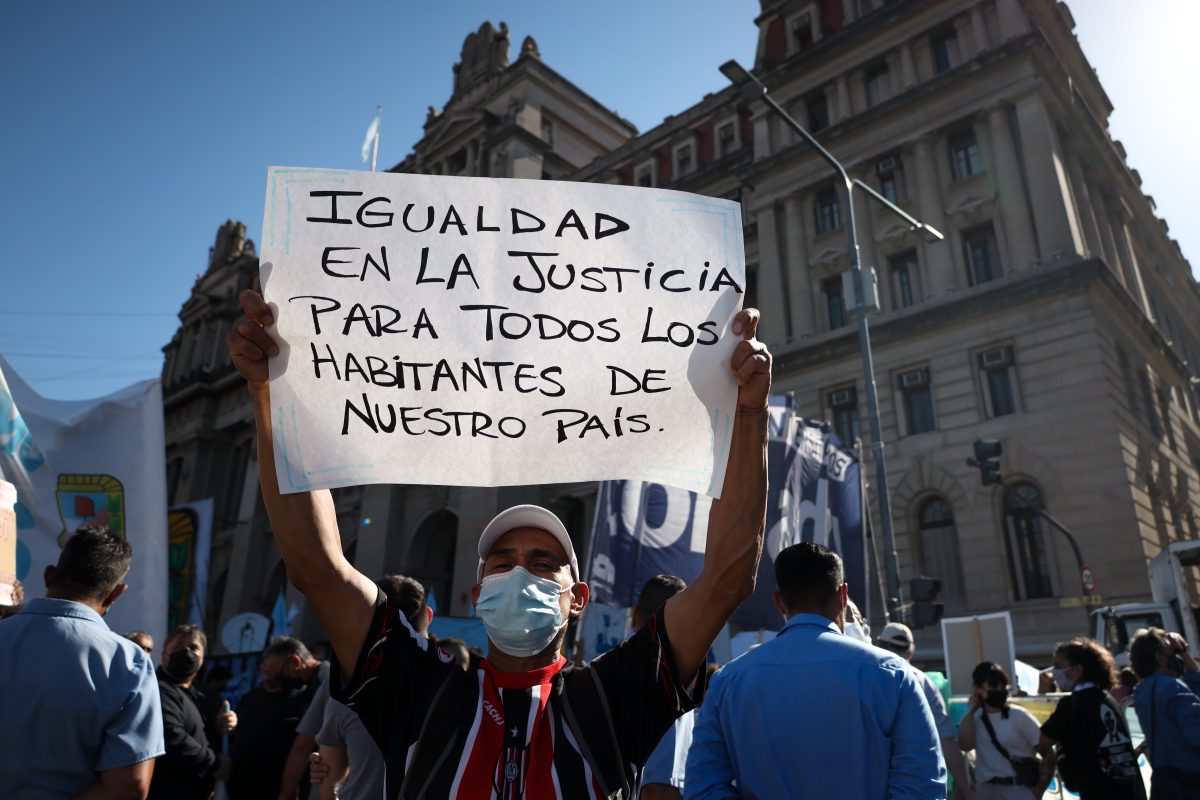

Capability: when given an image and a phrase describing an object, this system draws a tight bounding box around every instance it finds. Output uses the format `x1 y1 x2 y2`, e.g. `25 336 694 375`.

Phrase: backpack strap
978 708 1016 762
559 668 627 798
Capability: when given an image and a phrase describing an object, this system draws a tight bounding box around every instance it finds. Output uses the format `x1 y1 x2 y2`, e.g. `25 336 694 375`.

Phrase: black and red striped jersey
332 593 700 799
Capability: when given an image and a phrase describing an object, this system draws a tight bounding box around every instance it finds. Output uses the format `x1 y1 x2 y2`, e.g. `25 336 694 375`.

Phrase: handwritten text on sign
261 167 745 497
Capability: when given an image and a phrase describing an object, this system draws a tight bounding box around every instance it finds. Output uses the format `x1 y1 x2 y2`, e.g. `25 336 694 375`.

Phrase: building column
752 106 772 160
754 204 790 344
1110 206 1153 316
912 135 955 297
842 0 858 24
899 42 917 90
996 0 1031 41
835 75 852 122
985 104 1038 272
1088 181 1125 285
352 485 394 574
1014 93 1086 263
970 7 990 56
851 168 887 310
1063 147 1105 262
783 195 815 336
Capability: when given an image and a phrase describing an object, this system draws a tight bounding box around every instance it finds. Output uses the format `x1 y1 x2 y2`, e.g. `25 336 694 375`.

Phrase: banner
168 498 213 630
0 356 168 646
585 397 866 629
261 167 744 497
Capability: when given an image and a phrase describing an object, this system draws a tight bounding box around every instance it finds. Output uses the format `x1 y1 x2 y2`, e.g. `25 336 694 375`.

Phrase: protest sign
0 481 15 605
260 168 745 496
941 611 1016 695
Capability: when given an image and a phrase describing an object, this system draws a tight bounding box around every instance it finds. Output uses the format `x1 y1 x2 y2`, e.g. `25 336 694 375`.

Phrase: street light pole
720 60 945 622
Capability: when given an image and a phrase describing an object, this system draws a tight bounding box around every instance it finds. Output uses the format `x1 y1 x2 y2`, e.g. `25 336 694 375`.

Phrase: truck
1092 539 1200 665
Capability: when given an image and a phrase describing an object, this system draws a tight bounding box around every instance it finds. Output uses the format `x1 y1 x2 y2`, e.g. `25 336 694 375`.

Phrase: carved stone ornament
210 220 249 269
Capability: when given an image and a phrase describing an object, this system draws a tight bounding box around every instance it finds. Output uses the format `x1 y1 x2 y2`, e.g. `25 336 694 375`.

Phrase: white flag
361 110 380 164
0 356 168 646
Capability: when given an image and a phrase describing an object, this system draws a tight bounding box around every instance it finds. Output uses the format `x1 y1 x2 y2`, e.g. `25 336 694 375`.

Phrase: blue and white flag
585 395 866 629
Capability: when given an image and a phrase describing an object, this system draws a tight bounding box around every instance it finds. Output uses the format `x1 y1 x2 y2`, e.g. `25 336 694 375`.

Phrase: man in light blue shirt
0 525 164 798
686 542 945 800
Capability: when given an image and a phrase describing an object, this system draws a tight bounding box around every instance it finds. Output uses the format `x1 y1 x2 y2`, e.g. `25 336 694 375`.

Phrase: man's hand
309 752 329 785
730 308 770 410
216 707 237 734
226 289 277 389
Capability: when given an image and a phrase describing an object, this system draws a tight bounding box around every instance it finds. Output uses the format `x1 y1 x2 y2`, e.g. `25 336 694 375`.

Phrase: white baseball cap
877 621 915 648
476 504 580 583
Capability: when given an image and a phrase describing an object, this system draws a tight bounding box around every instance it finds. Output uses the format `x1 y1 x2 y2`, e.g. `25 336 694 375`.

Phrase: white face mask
1052 667 1075 691
475 566 571 658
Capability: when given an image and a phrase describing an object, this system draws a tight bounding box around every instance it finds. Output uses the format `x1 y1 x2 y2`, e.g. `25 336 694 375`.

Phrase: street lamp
721 59 945 622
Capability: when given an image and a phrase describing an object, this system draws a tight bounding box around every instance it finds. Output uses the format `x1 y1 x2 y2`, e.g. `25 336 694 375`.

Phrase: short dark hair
634 575 686 628
1129 627 1173 679
264 636 313 662
376 575 428 632
52 525 133 601
1054 637 1117 691
774 542 842 611
1118 667 1138 689
972 661 1009 688
166 623 207 650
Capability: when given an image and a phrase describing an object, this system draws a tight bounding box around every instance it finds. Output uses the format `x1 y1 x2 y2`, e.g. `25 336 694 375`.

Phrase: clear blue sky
2 0 1194 400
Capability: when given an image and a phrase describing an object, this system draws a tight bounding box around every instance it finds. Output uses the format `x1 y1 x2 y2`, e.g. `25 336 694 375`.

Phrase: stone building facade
164 2 1200 658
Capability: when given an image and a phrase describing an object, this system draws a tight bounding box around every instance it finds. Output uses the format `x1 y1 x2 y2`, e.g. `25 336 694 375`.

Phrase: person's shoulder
1010 703 1041 723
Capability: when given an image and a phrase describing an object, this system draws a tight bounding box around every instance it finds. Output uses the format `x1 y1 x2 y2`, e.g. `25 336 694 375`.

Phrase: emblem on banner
55 473 126 546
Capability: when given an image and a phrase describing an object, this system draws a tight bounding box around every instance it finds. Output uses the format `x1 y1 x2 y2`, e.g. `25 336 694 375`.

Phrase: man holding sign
228 168 770 800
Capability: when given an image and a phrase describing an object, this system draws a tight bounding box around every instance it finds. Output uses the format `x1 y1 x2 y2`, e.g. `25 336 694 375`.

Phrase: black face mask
986 689 1009 708
165 648 202 681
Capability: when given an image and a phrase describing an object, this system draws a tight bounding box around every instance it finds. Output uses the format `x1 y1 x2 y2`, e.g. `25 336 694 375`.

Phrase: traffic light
967 439 1003 486
909 576 944 628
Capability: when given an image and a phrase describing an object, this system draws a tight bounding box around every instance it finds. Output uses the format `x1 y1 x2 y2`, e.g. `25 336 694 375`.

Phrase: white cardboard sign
261 167 745 497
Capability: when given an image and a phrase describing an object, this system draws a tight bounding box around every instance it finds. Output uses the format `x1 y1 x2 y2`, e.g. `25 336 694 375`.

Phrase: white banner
168 498 213 630
0 357 168 646
261 167 745 497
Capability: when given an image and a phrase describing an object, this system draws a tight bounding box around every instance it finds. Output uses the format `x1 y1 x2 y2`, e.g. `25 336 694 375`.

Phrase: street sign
1080 565 1097 594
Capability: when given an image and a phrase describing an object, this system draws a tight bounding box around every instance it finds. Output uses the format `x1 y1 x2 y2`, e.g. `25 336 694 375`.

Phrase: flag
270 588 291 638
361 108 380 166
0 356 168 645
167 498 214 629
584 395 866 630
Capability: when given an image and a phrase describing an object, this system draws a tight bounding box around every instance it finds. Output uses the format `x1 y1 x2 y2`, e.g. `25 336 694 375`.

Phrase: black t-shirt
227 663 330 800
332 594 701 799
1041 687 1140 798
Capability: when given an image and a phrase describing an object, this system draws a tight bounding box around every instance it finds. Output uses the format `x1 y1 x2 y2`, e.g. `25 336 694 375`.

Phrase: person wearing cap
877 622 973 799
227 290 771 799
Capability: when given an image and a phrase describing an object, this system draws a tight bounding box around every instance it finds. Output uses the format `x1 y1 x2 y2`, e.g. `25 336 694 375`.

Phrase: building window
718 122 736 156
675 143 693 178
949 128 982 180
1140 368 1161 437
888 251 917 309
963 225 1001 285
1159 386 1176 451
220 441 250 524
877 155 906 204
899 367 936 435
978 345 1019 417
931 27 961 74
916 496 965 607
816 188 841 234
635 162 654 188
792 12 815 52
823 276 846 329
807 90 830 132
541 119 554 145
1003 482 1055 600
864 62 891 107
828 387 860 445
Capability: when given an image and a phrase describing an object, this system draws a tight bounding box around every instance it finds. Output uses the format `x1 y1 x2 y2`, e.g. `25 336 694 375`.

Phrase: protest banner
0 357 168 645
941 611 1016 695
260 167 745 497
167 498 213 629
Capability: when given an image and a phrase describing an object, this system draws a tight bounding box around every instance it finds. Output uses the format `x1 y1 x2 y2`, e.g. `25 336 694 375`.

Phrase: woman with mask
1036 638 1142 800
149 624 237 800
958 661 1041 799
1130 628 1200 799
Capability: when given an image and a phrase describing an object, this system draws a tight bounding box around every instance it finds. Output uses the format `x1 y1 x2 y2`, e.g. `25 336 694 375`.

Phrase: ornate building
164 2 1200 658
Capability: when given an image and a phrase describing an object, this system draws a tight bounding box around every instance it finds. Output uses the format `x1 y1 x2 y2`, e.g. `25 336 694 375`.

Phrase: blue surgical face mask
475 566 572 658
1053 667 1075 691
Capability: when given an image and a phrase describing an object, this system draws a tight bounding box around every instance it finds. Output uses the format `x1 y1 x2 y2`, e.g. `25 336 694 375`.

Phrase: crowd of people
2 293 1198 799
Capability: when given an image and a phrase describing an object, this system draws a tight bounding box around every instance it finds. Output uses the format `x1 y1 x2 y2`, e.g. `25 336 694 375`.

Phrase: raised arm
227 289 378 675
663 308 770 683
